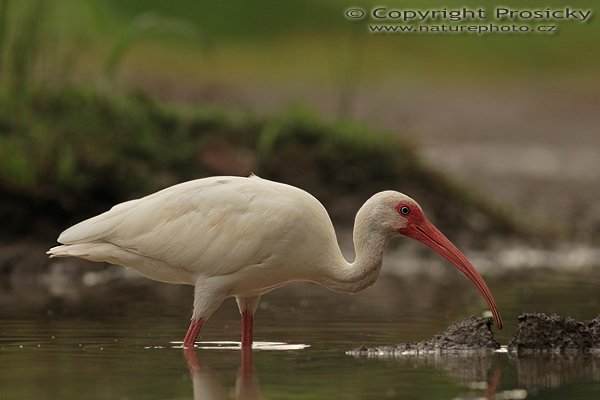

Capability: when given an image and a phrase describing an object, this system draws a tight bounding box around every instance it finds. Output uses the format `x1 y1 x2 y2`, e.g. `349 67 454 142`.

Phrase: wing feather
56 176 310 277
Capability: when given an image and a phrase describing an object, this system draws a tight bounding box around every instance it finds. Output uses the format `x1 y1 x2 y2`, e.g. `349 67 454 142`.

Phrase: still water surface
1 259 599 399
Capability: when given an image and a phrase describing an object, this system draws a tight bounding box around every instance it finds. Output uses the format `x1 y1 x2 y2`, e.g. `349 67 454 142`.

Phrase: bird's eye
400 206 410 215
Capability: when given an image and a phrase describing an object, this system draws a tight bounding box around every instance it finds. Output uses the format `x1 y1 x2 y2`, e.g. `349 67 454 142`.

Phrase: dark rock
426 316 500 350
349 316 500 356
508 313 598 352
588 316 600 345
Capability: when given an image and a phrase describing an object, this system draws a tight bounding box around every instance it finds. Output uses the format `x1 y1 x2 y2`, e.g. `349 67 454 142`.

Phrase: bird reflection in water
181 347 600 399
184 347 263 400
459 367 503 400
181 347 503 400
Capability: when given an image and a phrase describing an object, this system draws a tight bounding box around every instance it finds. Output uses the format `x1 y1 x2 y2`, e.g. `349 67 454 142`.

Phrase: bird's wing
58 176 304 276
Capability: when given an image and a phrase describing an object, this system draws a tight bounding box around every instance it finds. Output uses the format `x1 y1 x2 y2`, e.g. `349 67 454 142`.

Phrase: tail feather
47 243 109 261
47 245 74 258
47 242 192 284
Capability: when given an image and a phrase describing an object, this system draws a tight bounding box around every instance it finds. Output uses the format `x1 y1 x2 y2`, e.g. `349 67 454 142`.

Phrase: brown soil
508 313 600 352
349 316 500 355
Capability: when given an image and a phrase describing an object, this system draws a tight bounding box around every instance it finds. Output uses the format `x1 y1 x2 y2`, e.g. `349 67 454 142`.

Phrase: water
1 260 599 399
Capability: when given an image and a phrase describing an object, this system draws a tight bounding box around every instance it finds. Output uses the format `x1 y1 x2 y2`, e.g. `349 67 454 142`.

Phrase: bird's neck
323 214 391 294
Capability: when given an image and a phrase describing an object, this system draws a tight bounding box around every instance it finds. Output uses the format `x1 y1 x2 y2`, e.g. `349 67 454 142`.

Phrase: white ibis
47 175 502 349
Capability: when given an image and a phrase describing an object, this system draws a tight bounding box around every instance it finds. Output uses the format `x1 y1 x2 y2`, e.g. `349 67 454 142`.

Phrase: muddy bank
509 313 600 353
351 313 600 356
349 316 500 356
348 314 600 392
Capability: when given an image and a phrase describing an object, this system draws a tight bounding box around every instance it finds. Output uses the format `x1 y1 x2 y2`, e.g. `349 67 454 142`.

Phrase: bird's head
366 191 503 329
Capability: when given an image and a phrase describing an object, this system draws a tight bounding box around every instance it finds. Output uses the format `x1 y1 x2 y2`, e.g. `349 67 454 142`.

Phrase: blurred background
0 0 600 244
1 1 600 398
1 0 599 243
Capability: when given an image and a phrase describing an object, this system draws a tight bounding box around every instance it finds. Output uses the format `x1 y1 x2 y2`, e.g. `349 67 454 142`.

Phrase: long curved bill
406 218 503 329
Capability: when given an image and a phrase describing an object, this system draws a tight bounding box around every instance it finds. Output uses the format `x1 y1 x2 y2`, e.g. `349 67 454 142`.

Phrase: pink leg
183 319 203 349
241 310 254 347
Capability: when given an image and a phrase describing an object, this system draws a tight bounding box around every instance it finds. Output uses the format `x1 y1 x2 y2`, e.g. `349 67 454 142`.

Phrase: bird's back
49 176 338 284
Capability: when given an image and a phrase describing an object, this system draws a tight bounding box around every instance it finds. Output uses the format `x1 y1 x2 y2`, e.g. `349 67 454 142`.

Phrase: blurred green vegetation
1 0 588 241
0 88 527 244
1 0 597 93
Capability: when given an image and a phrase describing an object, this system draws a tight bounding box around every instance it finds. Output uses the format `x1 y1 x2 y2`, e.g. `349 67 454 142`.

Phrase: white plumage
48 175 502 348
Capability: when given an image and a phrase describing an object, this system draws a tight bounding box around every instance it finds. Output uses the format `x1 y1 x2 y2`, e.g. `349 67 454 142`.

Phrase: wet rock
349 316 500 356
508 313 600 352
